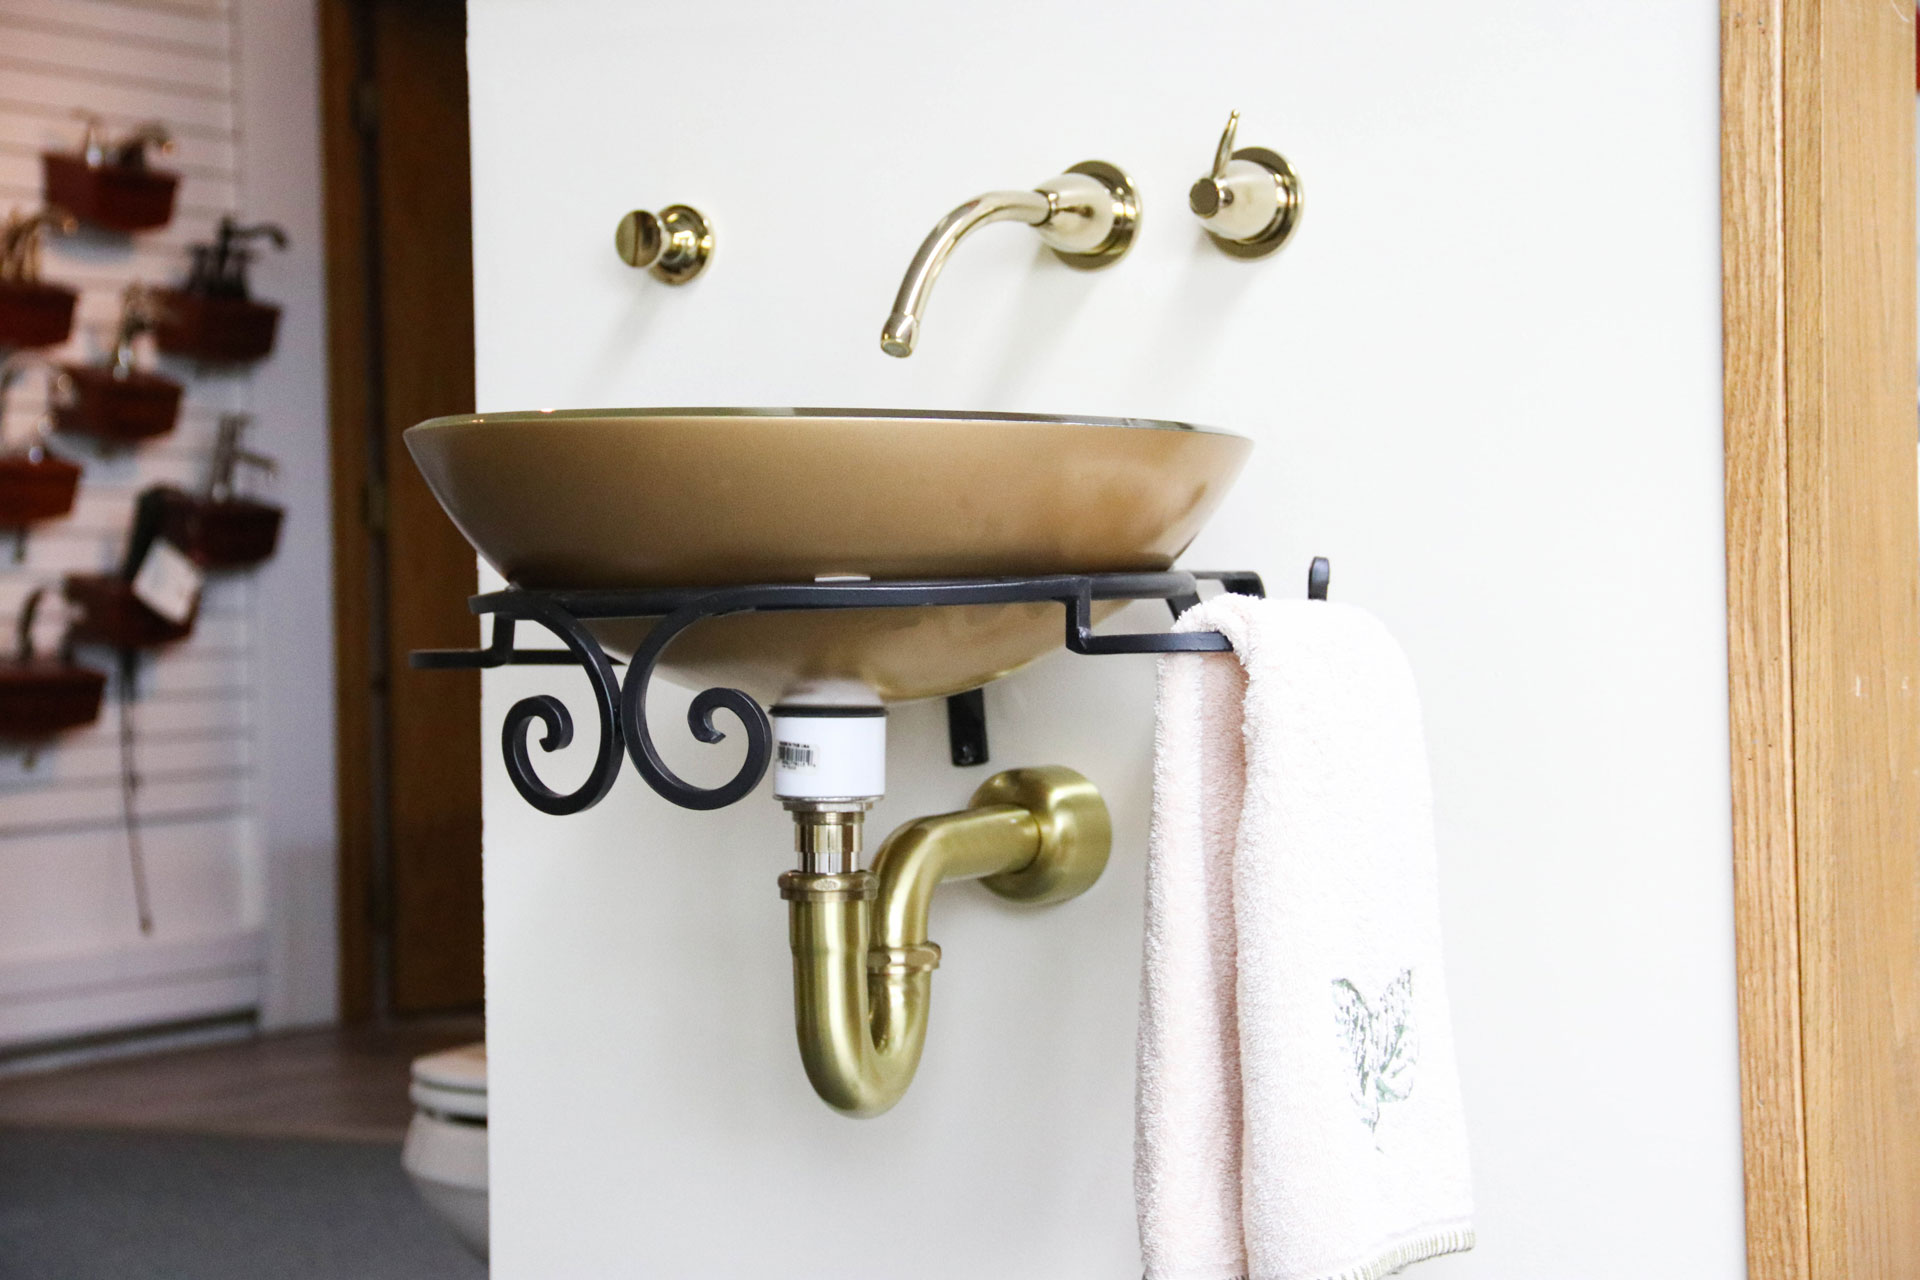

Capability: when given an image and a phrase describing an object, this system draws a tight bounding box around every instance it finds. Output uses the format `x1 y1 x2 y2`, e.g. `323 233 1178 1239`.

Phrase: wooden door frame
1723 2 1920 1276
319 0 483 1022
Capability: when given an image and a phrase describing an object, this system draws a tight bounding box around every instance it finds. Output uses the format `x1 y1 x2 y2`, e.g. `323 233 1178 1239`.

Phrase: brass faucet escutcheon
779 766 1111 1116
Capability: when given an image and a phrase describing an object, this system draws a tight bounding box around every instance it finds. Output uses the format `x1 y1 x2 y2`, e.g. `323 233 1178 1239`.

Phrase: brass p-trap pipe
778 766 1110 1117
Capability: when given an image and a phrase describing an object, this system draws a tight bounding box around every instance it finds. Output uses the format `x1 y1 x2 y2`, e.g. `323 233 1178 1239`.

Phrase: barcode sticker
132 539 203 625
777 741 816 770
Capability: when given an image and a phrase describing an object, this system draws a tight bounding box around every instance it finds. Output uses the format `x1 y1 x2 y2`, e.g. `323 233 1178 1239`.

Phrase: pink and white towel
1136 594 1474 1280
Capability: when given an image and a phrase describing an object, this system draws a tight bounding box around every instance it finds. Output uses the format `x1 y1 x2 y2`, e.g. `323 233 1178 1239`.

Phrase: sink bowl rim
408 405 1247 440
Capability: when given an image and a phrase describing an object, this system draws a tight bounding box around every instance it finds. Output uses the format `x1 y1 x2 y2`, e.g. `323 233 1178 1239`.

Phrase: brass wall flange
975 765 1111 904
782 765 1111 1116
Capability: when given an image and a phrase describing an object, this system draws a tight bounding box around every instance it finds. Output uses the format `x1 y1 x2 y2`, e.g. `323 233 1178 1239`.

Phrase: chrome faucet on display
880 160 1139 357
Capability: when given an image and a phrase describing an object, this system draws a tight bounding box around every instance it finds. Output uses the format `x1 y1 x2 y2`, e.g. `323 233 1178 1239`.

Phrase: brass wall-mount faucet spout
779 766 1111 1116
880 161 1139 357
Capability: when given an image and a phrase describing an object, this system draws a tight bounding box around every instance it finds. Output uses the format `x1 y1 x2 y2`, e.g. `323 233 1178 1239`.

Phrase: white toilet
402 1042 489 1260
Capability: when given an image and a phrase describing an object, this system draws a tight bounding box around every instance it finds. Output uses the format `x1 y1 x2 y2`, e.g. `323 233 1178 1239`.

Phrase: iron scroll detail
616 594 773 811
410 568 1280 816
493 596 625 817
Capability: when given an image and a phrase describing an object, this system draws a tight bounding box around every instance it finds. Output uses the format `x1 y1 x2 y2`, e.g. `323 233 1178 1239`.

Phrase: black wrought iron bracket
411 565 1308 817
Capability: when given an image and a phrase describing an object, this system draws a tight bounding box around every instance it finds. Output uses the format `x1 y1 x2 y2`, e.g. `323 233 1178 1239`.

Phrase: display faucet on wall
41 114 179 234
53 285 184 447
879 160 1139 357
0 208 79 350
153 216 290 364
0 586 106 767
0 352 83 560
150 414 284 571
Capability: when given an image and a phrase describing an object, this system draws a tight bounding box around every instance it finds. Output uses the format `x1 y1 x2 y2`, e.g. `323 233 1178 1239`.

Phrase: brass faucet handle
614 204 714 284
1187 109 1302 260
1207 110 1241 184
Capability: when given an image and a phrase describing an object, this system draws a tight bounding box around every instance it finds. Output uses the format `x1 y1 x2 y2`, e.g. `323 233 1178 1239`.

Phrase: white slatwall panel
0 0 268 1048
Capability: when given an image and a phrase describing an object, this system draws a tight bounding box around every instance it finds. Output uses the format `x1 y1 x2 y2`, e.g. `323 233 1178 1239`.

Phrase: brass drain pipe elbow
778 766 1110 1117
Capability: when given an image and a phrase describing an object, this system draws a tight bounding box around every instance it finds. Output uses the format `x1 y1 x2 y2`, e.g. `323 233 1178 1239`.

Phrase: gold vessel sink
405 408 1251 702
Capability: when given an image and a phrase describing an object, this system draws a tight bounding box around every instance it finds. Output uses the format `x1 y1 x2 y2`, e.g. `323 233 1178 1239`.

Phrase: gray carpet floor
0 1127 485 1279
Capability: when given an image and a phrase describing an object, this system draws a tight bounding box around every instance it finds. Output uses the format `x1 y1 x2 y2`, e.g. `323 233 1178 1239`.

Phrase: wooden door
322 0 482 1018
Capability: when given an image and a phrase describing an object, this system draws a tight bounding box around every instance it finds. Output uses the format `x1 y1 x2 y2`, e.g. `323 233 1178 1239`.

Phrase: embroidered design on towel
1332 969 1419 1134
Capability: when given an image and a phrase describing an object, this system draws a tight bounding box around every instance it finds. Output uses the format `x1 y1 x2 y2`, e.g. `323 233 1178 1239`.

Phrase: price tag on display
132 539 204 625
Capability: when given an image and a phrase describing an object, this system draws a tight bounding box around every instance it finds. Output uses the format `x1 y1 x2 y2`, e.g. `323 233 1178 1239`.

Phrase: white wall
469 2 1743 1276
230 0 335 1031
0 0 334 1045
